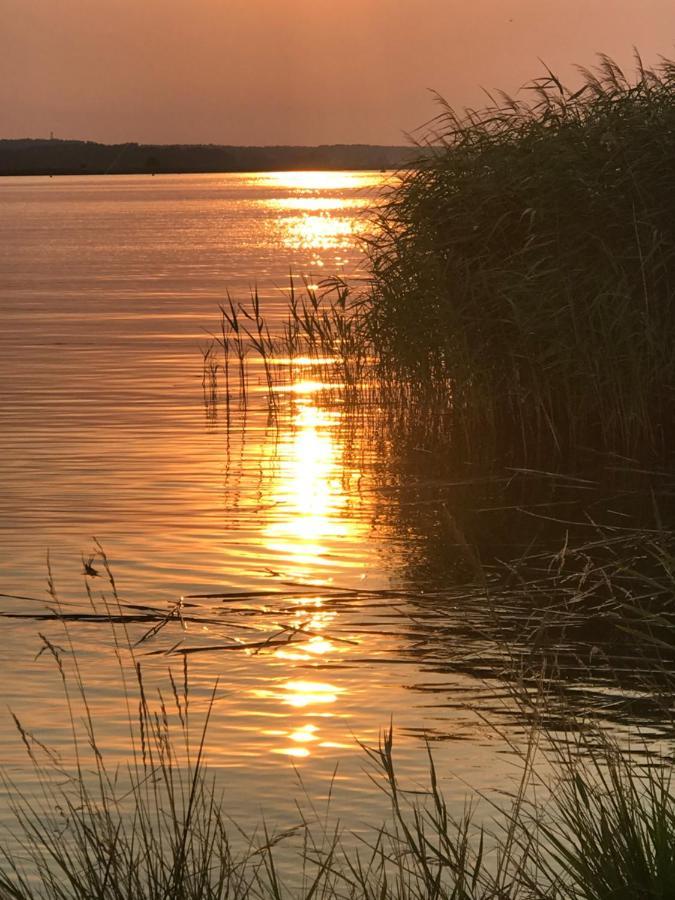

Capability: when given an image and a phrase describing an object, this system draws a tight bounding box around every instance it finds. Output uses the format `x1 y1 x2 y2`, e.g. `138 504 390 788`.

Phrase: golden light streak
262 399 356 575
249 376 370 758
281 212 359 250
282 680 341 708
263 197 367 212
260 171 368 191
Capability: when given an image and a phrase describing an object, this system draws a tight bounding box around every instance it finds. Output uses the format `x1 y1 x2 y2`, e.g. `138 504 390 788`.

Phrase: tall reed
366 53 675 464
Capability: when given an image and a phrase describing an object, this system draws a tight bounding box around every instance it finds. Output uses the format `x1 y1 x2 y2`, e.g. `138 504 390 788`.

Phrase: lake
0 172 663 854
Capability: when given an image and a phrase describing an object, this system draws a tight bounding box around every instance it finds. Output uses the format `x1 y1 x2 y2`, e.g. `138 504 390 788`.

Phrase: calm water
0 173 661 849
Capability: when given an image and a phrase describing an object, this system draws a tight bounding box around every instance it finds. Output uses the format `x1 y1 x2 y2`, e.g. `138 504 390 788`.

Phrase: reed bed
202 279 372 421
200 277 466 466
364 54 675 464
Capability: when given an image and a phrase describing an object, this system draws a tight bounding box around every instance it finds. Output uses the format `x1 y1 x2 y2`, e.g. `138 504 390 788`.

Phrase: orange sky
2 0 674 144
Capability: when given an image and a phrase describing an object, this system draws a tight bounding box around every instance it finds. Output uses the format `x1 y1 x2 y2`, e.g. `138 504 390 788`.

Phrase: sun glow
242 377 372 758
282 680 341 708
281 212 359 250
263 197 366 212
260 171 369 191
262 398 360 575
253 170 384 253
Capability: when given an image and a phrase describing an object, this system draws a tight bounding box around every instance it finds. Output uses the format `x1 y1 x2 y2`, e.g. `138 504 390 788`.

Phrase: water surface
0 172 662 846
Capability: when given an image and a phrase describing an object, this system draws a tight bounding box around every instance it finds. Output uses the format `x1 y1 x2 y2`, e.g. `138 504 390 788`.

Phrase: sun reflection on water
258 171 376 191
262 399 357 573
252 170 382 253
263 197 366 212
248 377 369 758
281 212 360 250
207 170 391 763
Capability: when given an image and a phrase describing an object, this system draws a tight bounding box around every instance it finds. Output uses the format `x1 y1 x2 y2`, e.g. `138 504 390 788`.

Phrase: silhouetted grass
365 53 675 464
0 563 257 899
2 557 675 898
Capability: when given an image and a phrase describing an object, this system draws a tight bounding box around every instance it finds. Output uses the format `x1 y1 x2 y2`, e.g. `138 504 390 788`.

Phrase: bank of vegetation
366 54 675 465
0 140 418 177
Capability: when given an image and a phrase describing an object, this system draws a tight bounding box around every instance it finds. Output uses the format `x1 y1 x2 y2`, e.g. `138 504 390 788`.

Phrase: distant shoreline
0 139 420 177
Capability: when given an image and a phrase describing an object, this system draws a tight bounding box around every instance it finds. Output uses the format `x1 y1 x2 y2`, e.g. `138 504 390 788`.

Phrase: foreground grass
1 557 674 899
365 53 675 464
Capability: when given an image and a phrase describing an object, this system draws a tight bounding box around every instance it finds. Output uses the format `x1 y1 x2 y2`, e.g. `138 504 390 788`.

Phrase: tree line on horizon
0 138 420 176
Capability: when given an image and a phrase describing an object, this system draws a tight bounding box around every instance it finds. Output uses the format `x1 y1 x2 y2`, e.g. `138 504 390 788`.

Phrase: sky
2 0 674 145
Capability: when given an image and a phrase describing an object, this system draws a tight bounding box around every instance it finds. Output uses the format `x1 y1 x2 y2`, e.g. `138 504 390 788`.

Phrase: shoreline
0 138 420 178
